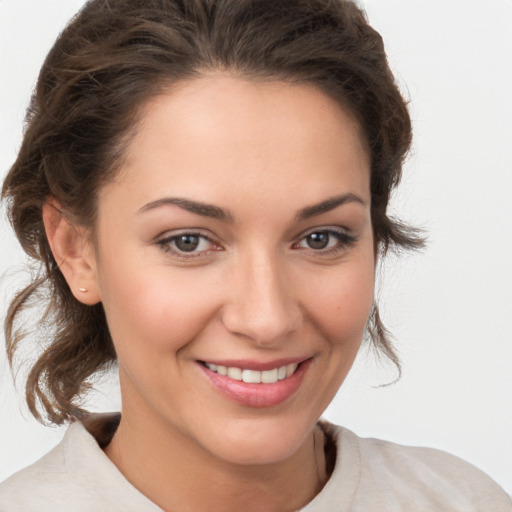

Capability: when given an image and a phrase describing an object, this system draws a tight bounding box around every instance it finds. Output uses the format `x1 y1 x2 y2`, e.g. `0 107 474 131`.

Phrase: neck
104 402 327 512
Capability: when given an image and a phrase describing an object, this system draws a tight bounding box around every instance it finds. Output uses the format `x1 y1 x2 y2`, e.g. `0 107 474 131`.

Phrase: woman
1 0 510 510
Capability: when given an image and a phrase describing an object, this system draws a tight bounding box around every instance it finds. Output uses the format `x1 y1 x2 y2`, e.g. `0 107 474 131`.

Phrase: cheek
305 258 375 344
96 256 222 355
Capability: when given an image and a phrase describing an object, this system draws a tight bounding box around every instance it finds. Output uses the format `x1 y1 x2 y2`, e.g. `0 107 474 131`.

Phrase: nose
221 250 302 346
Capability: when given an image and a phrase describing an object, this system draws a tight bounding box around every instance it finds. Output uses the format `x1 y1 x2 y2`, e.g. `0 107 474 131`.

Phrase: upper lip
198 356 311 371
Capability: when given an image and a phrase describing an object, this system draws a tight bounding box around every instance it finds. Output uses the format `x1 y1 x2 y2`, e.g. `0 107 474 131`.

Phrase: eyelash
155 228 357 259
155 231 219 258
293 229 357 256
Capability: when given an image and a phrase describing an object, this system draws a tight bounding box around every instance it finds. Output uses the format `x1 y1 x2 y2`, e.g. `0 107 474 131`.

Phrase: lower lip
199 360 311 408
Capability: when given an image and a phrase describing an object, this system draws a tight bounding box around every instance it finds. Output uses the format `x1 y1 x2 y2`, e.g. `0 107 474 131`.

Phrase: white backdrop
1 0 511 493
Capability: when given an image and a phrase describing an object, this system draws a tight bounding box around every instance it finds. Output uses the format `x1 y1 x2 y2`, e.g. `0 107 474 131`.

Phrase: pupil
176 235 199 252
307 232 329 249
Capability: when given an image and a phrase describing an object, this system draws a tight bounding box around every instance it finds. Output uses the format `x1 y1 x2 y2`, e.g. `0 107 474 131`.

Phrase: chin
198 415 316 466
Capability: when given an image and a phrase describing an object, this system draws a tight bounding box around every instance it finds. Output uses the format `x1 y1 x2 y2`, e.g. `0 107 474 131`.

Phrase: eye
173 234 207 252
155 232 219 256
302 232 333 250
294 229 356 253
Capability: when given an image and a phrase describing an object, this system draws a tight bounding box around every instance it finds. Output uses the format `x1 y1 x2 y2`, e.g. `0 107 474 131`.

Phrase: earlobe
42 201 101 305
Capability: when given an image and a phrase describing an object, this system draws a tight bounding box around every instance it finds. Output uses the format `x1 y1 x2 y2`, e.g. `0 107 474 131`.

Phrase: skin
45 75 375 511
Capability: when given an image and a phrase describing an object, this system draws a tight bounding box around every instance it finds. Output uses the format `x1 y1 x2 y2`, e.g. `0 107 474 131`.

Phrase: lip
198 358 312 408
200 356 307 371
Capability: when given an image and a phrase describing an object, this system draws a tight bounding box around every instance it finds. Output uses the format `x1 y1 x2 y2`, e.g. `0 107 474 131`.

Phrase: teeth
205 362 299 383
286 363 297 377
261 368 278 384
242 369 261 383
227 367 242 380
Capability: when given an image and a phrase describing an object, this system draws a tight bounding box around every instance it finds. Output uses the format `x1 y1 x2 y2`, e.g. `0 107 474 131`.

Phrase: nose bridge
222 245 301 344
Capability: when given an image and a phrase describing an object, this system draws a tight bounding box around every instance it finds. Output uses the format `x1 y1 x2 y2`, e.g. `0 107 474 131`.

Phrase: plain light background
1 0 511 493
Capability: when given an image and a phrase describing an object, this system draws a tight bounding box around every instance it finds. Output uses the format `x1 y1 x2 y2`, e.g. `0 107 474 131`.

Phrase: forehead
101 74 371 213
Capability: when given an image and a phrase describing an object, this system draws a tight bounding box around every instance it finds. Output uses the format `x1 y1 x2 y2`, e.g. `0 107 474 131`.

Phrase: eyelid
296 225 352 242
154 226 221 241
292 226 358 254
154 229 223 258
299 225 349 237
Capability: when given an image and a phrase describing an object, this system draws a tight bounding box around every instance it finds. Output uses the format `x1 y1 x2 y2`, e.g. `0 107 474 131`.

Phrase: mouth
201 362 299 384
198 358 311 408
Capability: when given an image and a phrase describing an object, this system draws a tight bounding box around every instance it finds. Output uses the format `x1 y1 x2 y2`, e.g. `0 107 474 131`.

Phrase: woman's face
89 75 374 465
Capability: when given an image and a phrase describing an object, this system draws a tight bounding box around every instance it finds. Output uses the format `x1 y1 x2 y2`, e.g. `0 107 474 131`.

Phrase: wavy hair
2 0 423 424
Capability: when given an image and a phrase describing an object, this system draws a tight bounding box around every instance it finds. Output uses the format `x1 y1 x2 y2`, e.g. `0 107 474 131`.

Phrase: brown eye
174 234 200 252
156 232 216 256
295 229 357 254
305 232 330 250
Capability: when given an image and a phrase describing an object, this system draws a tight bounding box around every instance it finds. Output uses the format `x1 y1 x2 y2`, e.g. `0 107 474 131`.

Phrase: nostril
220 263 302 344
221 306 301 345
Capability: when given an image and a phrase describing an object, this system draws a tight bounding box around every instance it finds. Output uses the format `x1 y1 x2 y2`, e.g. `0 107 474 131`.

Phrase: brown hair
2 0 423 424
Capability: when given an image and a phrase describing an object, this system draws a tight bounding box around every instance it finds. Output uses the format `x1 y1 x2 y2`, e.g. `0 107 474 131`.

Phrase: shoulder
0 414 160 512
321 423 512 512
0 423 87 512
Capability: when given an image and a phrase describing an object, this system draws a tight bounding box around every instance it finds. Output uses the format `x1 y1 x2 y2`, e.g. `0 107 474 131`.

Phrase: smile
204 362 299 384
199 359 311 407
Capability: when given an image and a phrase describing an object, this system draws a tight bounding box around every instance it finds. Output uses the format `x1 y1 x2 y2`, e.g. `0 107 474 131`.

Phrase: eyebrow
295 193 366 221
138 192 366 222
138 197 234 221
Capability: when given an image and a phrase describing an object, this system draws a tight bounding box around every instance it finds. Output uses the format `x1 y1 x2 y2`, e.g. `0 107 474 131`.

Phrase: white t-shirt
1 415 510 511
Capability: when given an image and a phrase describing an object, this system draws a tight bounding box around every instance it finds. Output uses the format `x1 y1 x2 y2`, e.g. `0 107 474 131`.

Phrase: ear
42 200 101 305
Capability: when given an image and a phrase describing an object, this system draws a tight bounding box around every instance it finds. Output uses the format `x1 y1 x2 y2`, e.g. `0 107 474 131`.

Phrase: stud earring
79 287 88 293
